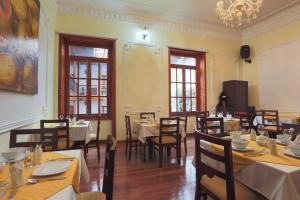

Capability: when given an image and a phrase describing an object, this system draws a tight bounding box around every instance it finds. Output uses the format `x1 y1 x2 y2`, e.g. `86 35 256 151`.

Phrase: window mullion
182 66 186 114
87 60 91 117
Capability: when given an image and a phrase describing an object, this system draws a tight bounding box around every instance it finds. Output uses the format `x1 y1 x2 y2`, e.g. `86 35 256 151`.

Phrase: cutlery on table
47 157 74 162
6 190 17 200
27 177 67 184
243 149 267 157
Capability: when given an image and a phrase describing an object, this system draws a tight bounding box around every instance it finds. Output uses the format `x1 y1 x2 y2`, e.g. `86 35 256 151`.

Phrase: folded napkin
294 135 300 144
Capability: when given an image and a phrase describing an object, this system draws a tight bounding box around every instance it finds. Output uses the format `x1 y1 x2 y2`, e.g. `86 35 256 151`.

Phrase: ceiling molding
242 2 300 40
56 2 241 41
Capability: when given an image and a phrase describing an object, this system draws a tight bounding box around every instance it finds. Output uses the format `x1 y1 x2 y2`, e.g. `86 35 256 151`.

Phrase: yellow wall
55 13 242 140
0 0 57 152
242 19 300 108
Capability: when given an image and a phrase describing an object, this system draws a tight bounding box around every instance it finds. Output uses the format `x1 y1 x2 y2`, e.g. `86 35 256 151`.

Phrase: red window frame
168 47 206 116
58 34 116 126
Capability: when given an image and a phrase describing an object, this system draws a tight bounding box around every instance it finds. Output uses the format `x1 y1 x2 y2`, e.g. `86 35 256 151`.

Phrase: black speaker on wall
240 45 251 63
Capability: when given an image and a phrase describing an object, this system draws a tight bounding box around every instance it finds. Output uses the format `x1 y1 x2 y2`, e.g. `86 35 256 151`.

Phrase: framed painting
0 0 40 94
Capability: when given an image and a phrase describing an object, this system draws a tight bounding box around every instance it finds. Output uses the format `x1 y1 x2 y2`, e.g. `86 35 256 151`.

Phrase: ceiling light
216 0 263 27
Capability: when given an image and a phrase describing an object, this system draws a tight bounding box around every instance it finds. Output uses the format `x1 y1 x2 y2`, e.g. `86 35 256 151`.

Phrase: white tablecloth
193 135 300 200
48 150 90 200
253 116 297 126
133 121 186 143
69 121 93 144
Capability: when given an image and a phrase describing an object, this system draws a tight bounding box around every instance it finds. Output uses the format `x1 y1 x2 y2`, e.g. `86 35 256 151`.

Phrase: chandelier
216 0 263 27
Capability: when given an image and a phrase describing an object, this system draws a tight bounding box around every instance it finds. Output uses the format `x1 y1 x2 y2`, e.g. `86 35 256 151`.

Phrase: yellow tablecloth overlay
0 152 80 200
211 139 300 173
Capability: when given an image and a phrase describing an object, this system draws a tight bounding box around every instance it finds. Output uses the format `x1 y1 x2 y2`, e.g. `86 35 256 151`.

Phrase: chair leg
159 145 163 168
148 140 153 160
84 145 87 160
176 142 181 165
143 144 146 162
129 141 132 161
166 146 171 157
135 141 138 157
96 143 100 161
125 139 128 156
184 137 187 155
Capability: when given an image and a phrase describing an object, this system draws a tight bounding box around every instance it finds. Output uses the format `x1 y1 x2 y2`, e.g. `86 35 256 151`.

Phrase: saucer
282 148 300 159
276 139 292 146
232 145 253 152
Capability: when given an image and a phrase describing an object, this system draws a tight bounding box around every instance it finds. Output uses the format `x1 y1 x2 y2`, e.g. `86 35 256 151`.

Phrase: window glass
69 45 108 58
171 55 196 66
100 63 107 79
79 98 87 114
91 62 99 79
177 68 182 82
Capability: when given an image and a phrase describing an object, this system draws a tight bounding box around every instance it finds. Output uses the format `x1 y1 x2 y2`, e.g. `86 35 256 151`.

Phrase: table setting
193 127 300 200
0 146 86 199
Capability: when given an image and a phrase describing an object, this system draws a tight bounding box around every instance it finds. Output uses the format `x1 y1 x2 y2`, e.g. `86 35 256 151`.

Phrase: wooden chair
281 123 300 140
77 135 116 200
85 117 101 160
239 113 254 133
152 117 181 168
10 128 59 151
194 130 266 200
179 115 188 155
233 111 247 118
200 117 225 137
262 110 280 138
40 119 70 150
196 111 209 130
125 115 145 161
140 112 155 120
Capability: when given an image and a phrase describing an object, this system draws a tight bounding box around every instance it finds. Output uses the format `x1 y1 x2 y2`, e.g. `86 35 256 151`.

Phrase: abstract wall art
0 0 40 94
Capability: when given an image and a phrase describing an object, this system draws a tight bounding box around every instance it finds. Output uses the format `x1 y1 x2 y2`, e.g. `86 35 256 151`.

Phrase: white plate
232 145 253 152
276 139 292 146
0 153 25 163
282 148 300 159
32 161 71 176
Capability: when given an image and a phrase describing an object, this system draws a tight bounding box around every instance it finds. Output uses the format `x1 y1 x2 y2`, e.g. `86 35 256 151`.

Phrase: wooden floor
80 135 196 200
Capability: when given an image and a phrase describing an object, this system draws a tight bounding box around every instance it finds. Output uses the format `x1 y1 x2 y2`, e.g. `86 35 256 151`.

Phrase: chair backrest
40 119 70 149
194 130 235 200
200 117 225 136
196 111 209 130
239 113 254 132
233 111 247 118
125 115 133 140
159 117 180 143
262 110 279 131
282 123 300 140
140 112 155 120
10 128 59 151
102 135 117 200
179 115 188 133
255 110 263 117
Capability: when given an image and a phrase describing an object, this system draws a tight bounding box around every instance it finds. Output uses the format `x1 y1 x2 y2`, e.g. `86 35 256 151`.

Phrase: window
169 48 206 115
58 35 116 120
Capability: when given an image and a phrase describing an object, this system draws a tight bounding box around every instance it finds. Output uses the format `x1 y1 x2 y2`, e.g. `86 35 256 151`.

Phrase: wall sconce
142 26 148 40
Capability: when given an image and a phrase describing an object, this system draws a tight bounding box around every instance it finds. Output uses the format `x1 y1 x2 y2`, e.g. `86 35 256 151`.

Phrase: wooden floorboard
80 135 196 200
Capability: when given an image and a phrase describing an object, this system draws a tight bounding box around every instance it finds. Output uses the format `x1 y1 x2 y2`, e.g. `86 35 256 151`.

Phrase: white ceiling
56 0 300 29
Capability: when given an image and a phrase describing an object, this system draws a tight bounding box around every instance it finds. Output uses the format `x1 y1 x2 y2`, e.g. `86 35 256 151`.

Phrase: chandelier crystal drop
216 0 263 27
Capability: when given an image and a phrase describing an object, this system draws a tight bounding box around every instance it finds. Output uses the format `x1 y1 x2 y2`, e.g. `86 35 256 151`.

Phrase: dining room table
44 120 93 144
132 119 186 143
0 149 89 200
193 134 300 200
